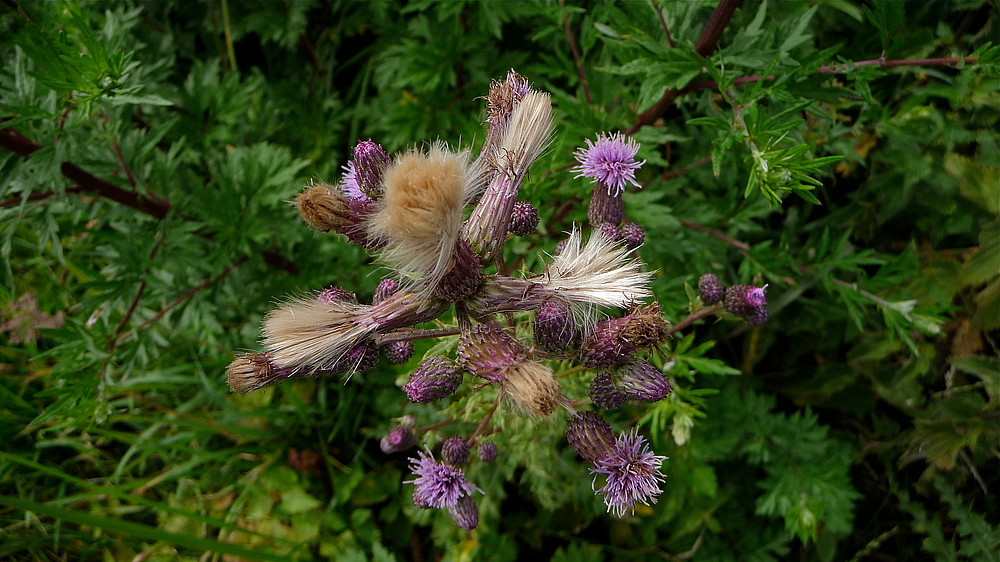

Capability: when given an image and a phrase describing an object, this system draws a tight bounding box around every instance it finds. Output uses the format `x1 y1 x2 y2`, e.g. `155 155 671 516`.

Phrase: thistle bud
381 424 418 454
508 200 539 236
317 286 356 305
373 278 399 304
698 273 724 305
745 305 769 327
341 341 379 373
589 371 627 410
442 436 471 466
448 496 479 530
620 222 645 250
534 299 579 353
226 352 297 392
403 355 463 403
565 411 616 464
434 239 484 302
384 340 414 364
594 222 620 243
724 284 768 317
554 238 569 255
353 139 391 199
295 182 354 232
456 323 523 381
614 359 672 402
588 190 625 226
478 442 498 462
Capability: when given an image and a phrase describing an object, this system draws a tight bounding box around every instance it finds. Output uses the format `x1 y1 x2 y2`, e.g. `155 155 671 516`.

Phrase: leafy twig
625 0 740 135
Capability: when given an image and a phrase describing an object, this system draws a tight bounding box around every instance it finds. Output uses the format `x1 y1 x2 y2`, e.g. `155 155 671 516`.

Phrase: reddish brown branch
678 218 750 252
681 55 983 92
0 186 87 208
664 154 712 180
1 125 170 218
560 0 592 104
626 0 740 135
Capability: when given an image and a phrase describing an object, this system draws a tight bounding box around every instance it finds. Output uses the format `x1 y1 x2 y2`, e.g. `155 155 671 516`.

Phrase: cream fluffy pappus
366 142 484 291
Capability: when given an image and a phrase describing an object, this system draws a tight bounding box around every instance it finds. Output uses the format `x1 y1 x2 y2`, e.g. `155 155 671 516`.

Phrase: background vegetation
1 1 997 560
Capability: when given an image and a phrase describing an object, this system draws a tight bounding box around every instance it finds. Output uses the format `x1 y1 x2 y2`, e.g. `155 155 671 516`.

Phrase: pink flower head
573 133 645 196
590 430 666 517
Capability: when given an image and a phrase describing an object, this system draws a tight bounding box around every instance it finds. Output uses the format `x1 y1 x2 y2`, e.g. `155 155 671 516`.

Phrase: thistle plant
226 71 767 528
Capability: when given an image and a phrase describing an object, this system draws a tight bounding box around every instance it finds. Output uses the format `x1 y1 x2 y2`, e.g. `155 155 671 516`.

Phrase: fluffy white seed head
261 297 374 371
367 143 482 289
539 227 652 315
496 91 552 181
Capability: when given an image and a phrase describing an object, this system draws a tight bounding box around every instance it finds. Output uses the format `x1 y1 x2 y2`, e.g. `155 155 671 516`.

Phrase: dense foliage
1 1 998 560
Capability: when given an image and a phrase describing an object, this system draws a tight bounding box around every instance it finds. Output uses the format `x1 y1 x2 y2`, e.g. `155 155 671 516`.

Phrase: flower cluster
225 70 746 529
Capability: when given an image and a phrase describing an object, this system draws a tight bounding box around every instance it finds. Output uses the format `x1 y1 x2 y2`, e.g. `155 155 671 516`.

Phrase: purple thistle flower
590 430 666 517
573 132 645 196
534 299 579 353
724 284 768 317
405 450 481 509
373 278 400 304
353 139 390 199
478 442 498 462
317 286 356 305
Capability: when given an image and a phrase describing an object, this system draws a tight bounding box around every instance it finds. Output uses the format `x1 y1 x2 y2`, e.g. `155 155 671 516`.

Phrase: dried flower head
582 304 669 369
573 132 645 196
540 228 652 312
590 430 666 517
406 450 481 509
456 323 524 381
502 361 561 417
317 286 356 305
368 143 481 289
295 182 354 232
226 353 297 392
